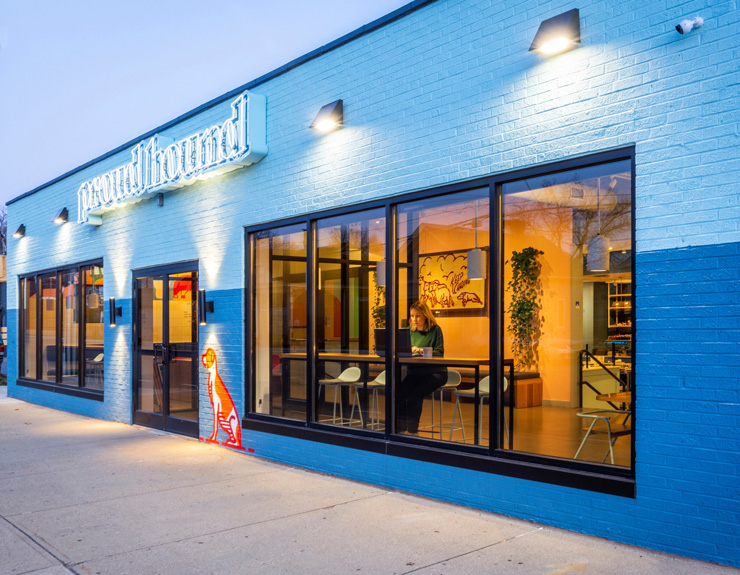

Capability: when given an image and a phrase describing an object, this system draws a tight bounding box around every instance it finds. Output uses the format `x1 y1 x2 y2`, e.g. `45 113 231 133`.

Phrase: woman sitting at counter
396 301 447 434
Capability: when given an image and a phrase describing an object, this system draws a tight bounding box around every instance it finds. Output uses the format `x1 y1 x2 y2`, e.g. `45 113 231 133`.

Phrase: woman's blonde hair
409 300 437 331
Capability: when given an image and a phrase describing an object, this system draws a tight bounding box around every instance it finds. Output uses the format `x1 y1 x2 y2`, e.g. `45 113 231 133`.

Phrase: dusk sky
0 0 411 206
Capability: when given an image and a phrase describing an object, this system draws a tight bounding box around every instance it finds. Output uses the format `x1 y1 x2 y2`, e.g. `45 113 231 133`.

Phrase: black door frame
132 261 199 437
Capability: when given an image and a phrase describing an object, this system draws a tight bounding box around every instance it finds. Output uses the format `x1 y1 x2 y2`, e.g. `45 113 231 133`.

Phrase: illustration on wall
419 251 486 312
201 348 245 450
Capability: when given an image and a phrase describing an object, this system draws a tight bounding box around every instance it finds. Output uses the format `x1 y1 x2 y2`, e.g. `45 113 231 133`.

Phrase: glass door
134 265 199 437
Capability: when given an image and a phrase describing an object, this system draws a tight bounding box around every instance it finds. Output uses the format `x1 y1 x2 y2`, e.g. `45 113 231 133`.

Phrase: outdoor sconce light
376 259 386 288
54 207 69 225
109 297 122 327
198 289 214 325
13 224 26 238
676 16 703 34
310 99 343 133
530 8 581 55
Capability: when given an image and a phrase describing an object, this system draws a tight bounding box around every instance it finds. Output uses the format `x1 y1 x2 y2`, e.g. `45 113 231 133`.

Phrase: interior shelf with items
608 281 632 328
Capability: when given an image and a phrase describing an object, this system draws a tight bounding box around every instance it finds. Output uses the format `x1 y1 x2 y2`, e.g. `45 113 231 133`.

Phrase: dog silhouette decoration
202 348 245 450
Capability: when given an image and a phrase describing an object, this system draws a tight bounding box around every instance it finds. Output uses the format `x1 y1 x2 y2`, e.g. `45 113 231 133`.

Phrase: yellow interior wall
418 220 490 359
503 207 579 404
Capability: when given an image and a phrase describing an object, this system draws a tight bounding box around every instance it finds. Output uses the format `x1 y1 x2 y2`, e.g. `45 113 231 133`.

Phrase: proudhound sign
77 91 267 225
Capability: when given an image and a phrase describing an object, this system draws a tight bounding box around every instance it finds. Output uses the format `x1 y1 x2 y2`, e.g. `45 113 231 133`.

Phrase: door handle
153 343 168 365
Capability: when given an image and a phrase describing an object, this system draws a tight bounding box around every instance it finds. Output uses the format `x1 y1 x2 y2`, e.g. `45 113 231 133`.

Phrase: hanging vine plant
506 247 544 371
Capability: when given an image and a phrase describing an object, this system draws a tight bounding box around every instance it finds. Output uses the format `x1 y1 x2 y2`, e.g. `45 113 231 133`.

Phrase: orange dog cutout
201 348 245 450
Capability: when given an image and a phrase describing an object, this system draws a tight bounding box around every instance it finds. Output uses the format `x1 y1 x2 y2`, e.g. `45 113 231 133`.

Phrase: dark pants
397 369 447 433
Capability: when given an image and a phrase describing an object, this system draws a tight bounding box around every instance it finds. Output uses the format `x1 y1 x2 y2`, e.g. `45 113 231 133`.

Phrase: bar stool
428 370 461 438
449 376 509 444
318 367 361 424
349 370 385 429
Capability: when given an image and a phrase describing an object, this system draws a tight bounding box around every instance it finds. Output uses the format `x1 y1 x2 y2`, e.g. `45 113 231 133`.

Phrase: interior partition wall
245 147 635 494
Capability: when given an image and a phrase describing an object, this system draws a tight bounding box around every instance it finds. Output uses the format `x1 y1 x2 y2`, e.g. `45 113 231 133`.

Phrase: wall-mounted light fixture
310 99 343 133
530 8 581 55
54 207 69 225
198 289 215 325
13 224 26 238
676 16 703 34
109 297 122 327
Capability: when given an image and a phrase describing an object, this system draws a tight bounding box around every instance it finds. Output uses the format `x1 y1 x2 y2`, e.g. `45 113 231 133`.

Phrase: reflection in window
502 160 633 467
252 225 307 421
315 209 385 428
396 189 491 443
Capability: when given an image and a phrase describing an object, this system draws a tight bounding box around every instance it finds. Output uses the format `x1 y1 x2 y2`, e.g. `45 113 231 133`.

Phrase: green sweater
410 324 445 356
409 324 446 375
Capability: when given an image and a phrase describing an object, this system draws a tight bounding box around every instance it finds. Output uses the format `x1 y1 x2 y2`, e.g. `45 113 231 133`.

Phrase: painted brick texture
5 0 740 567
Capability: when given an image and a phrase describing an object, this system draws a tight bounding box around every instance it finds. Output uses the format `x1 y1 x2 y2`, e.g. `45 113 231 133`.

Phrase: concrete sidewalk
1 397 737 575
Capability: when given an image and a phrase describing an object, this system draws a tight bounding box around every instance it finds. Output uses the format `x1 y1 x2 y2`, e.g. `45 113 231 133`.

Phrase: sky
0 0 412 207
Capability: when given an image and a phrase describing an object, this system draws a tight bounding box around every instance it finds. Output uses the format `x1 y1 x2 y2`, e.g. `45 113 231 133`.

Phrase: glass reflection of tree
504 172 631 257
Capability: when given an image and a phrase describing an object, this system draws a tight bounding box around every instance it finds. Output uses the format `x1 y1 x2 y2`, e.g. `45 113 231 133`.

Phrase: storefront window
60 269 79 386
245 151 634 483
83 265 105 389
396 190 491 442
314 209 385 428
252 225 307 420
502 160 633 467
22 277 37 379
40 273 57 383
19 261 104 393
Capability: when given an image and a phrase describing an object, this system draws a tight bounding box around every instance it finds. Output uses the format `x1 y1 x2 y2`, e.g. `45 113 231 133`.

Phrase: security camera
676 16 703 34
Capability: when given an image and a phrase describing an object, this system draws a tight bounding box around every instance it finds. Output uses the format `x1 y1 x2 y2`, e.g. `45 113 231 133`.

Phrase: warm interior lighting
310 100 343 133
587 177 610 272
54 207 69 225
587 234 610 272
530 9 581 55
467 201 487 280
376 259 386 287
13 224 26 238
467 248 487 280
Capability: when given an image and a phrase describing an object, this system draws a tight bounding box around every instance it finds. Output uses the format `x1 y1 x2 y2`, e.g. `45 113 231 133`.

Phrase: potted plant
506 247 544 371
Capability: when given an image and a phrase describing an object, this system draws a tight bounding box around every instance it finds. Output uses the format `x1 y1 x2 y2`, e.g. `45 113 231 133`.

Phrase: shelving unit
608 282 632 328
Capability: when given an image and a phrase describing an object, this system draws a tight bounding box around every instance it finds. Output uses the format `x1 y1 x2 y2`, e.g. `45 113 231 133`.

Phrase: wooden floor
297 390 632 468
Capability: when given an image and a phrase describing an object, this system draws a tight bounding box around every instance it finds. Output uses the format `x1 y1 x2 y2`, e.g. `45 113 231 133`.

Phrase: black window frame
18 258 105 401
243 147 636 497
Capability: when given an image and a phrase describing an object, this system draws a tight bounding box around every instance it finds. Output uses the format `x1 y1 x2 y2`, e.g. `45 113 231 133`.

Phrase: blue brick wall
5 0 740 567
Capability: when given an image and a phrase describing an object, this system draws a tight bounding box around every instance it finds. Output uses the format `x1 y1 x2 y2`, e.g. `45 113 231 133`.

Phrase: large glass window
396 190 491 443
252 225 307 420
19 261 104 393
246 151 634 482
314 209 386 429
502 160 633 467
83 265 105 390
22 276 37 379
40 273 57 383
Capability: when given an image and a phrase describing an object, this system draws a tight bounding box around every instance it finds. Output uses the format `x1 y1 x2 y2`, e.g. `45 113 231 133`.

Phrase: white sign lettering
77 91 267 225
